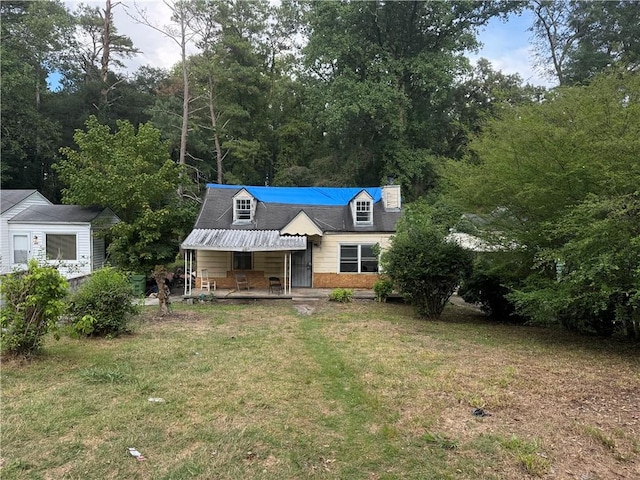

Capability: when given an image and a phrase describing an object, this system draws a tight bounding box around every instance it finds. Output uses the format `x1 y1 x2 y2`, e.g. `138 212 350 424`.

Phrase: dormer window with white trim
351 190 374 226
233 190 255 224
355 200 372 224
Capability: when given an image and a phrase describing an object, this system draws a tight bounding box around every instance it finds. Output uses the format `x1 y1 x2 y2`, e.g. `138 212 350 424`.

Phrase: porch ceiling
181 229 307 251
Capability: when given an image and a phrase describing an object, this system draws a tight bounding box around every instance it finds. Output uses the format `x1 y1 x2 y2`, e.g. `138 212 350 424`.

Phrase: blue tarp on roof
207 184 382 206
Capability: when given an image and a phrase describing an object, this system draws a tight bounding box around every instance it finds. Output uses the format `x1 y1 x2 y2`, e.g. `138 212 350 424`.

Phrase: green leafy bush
382 201 472 318
329 288 353 303
459 254 525 323
67 267 139 337
373 277 394 302
0 260 68 356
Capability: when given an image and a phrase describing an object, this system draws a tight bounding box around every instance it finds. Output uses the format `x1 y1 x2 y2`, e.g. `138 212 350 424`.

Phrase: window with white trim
355 200 372 224
234 198 253 222
46 234 77 260
339 244 378 273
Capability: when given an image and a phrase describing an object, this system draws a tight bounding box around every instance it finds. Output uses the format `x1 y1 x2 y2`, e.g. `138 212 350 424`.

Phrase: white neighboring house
1 190 119 278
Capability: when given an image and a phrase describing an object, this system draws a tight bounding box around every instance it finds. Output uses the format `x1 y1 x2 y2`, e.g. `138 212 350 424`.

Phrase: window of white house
339 244 378 273
233 251 252 270
46 234 77 260
355 200 372 224
13 234 29 263
234 198 252 222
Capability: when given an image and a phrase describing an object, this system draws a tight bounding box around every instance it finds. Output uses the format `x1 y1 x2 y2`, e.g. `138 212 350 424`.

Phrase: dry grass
1 300 638 479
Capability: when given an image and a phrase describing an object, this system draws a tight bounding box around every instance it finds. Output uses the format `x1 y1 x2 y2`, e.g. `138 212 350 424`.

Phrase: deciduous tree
56 116 198 272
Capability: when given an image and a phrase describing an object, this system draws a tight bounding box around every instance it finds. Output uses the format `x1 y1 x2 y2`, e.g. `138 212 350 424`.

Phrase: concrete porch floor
141 287 376 305
184 287 376 302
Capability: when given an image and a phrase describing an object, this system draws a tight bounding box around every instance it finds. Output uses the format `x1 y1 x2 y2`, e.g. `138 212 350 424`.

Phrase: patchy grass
1 300 639 479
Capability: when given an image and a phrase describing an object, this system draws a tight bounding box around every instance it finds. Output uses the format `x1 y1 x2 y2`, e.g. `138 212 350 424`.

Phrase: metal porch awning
181 229 307 251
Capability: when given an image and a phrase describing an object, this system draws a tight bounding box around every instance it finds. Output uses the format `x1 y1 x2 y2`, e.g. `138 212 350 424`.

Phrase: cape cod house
1 190 119 279
181 184 403 293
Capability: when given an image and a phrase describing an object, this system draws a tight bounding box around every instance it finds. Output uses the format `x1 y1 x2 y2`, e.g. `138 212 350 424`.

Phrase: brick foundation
313 273 379 289
196 271 380 290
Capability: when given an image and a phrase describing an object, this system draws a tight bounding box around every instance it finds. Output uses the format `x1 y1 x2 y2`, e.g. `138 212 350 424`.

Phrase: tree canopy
56 116 198 272
447 73 640 337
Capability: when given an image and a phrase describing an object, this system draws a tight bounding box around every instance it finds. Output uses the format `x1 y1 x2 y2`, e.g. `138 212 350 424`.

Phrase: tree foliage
0 0 74 198
0 259 68 357
530 0 640 85
382 201 473 318
448 73 640 337
300 0 521 195
67 267 139 337
55 116 198 273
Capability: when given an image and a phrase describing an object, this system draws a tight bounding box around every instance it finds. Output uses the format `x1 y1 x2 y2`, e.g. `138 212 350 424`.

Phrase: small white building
1 190 119 278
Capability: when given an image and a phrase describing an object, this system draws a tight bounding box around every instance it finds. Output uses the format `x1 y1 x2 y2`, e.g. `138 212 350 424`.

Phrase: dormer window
235 199 252 220
233 190 255 223
355 199 372 225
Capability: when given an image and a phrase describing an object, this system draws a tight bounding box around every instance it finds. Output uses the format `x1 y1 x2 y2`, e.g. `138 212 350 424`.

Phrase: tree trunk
179 15 189 167
153 266 170 317
100 0 112 105
208 75 224 183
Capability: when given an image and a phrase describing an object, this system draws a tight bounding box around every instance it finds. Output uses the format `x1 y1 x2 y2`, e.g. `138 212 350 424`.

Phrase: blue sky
473 9 556 87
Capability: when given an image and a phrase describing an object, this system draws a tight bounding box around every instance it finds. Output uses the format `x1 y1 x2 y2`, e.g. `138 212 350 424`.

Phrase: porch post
183 250 188 296
185 250 193 296
283 253 287 295
288 251 292 295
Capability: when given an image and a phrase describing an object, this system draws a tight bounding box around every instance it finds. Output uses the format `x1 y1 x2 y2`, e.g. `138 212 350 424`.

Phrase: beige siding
196 250 230 277
253 251 287 277
313 232 393 274
195 250 287 279
281 212 322 235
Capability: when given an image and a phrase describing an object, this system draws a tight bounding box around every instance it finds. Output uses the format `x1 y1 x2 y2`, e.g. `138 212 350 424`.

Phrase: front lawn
2 300 638 479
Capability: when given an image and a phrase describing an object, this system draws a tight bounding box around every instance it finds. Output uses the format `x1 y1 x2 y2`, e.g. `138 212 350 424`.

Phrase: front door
291 242 312 287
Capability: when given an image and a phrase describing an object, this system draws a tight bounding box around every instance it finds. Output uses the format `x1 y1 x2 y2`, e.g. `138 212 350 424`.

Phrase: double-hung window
46 234 77 260
234 198 252 223
355 200 372 225
339 244 378 273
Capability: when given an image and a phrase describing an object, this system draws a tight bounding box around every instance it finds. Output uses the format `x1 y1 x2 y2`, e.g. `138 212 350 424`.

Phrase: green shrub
459 254 525 323
381 201 472 318
329 288 353 303
0 260 68 356
67 267 139 337
373 277 394 302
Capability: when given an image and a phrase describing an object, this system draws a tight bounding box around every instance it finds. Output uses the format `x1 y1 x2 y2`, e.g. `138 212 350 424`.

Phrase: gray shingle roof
1 189 50 213
8 205 113 223
194 186 401 233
